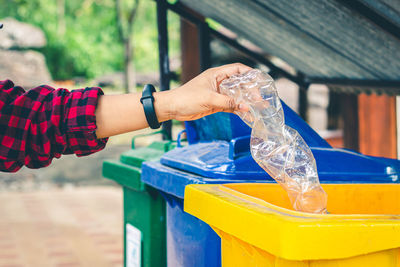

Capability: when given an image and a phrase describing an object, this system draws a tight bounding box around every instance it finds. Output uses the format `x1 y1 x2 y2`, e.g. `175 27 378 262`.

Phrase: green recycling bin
103 137 175 267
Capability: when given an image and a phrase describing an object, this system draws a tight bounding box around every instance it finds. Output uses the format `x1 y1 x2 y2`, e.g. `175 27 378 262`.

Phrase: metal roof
179 0 400 95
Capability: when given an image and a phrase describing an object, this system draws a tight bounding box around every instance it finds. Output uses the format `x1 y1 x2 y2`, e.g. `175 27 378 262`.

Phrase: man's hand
155 63 252 121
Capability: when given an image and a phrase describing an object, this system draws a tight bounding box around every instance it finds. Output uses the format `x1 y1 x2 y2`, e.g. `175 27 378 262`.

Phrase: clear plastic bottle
220 69 327 214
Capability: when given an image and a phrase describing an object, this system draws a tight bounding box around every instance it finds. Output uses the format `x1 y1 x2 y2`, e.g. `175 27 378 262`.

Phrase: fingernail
238 104 247 111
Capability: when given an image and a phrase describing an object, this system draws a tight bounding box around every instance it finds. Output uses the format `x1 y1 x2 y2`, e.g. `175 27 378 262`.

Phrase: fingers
207 63 252 113
238 103 249 112
210 63 252 93
213 63 253 85
217 63 253 75
212 94 236 112
211 94 248 113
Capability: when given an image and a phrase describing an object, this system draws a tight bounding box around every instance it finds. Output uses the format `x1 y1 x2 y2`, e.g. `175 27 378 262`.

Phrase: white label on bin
126 223 141 267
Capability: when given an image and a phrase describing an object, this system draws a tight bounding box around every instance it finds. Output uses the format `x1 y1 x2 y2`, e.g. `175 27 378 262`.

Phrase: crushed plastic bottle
220 69 328 214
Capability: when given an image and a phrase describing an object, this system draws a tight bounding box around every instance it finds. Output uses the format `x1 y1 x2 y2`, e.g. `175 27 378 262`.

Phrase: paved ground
0 187 123 267
0 124 185 267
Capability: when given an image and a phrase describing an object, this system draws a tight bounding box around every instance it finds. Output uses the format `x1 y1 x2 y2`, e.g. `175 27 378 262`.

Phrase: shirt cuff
65 86 108 156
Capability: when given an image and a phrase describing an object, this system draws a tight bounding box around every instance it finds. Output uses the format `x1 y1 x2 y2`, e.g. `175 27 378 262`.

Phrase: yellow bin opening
184 183 400 267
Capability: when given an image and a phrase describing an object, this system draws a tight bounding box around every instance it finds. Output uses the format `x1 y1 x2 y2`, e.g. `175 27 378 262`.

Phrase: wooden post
180 17 201 83
397 96 400 159
358 94 397 158
298 86 309 122
327 90 341 130
341 93 359 151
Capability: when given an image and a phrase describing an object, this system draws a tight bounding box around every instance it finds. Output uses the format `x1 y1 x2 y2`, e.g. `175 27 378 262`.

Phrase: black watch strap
140 84 161 129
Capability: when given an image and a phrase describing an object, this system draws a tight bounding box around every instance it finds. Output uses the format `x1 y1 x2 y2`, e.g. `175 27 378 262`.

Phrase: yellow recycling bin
184 183 400 267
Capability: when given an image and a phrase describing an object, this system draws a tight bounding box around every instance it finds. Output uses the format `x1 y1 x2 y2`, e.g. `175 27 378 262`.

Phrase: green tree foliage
0 0 180 80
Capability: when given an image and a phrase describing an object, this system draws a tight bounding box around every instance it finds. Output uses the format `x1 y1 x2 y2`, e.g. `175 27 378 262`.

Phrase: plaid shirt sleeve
0 80 108 172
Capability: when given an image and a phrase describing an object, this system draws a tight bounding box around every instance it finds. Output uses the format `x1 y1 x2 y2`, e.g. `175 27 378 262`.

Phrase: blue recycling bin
141 101 400 267
184 112 251 144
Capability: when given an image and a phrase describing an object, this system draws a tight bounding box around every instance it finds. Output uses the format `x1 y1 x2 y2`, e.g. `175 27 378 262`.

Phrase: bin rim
102 159 146 191
184 183 400 261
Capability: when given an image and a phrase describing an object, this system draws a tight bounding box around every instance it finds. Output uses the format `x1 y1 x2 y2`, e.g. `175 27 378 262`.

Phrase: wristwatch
140 84 161 129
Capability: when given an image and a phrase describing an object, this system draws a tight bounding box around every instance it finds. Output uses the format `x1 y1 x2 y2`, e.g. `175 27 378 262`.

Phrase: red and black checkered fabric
0 80 108 172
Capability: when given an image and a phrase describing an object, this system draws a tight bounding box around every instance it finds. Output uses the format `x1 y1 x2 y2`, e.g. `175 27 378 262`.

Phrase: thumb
211 94 239 113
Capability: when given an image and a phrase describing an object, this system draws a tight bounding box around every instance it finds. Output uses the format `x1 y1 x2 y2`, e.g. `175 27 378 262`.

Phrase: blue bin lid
141 161 269 199
160 138 400 182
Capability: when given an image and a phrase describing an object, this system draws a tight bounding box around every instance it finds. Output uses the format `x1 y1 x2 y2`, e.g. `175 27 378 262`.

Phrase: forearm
95 90 174 138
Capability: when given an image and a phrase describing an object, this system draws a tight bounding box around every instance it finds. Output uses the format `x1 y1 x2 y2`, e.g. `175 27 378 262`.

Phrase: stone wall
0 17 52 88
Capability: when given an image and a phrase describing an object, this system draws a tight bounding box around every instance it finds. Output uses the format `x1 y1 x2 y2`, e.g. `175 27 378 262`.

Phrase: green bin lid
102 160 144 191
103 141 174 190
